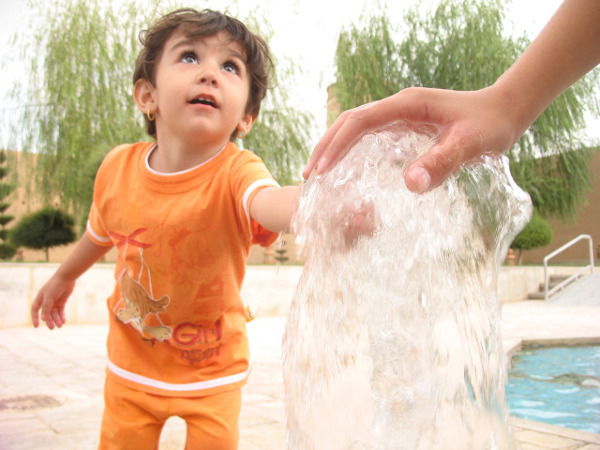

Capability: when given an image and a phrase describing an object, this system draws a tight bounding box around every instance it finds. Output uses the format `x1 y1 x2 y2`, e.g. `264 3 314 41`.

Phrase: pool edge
511 416 600 447
506 338 600 446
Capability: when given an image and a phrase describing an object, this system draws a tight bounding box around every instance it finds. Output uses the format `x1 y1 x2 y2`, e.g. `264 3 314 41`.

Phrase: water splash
283 122 532 449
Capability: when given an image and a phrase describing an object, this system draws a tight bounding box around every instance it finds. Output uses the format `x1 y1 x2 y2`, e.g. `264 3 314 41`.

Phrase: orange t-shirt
86 141 279 397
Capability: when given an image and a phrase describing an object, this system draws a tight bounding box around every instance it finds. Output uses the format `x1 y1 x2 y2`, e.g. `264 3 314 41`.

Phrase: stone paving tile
0 416 49 434
241 422 286 449
512 418 600 447
516 444 555 450
0 430 66 450
514 430 581 448
501 302 600 345
157 417 186 449
0 299 599 449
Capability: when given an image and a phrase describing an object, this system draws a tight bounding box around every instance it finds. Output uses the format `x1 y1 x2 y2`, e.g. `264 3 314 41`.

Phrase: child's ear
133 79 156 115
238 113 257 134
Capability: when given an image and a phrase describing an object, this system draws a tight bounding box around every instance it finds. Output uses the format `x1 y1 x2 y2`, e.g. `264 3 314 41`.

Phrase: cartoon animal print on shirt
117 270 172 342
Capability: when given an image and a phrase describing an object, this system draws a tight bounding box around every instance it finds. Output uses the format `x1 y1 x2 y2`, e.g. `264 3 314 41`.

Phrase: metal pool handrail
543 234 595 301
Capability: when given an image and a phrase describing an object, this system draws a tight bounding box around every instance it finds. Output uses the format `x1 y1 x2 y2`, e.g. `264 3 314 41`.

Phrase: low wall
0 263 589 328
496 265 587 304
0 263 304 328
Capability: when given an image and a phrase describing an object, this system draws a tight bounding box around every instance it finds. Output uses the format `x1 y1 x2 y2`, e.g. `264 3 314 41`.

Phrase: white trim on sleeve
86 220 112 244
242 179 280 222
107 359 251 392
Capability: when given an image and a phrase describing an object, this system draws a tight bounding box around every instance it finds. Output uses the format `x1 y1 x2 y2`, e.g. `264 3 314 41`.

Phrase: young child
31 8 301 449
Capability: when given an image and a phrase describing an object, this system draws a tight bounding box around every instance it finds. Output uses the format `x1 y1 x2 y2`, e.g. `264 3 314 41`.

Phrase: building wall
5 143 598 266
5 150 305 265
520 151 600 264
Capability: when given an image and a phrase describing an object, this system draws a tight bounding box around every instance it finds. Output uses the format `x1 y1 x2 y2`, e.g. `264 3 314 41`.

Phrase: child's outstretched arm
31 233 112 329
250 185 376 246
250 186 300 233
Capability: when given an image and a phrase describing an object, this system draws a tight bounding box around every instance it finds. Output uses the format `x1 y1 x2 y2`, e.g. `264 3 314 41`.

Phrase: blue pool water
506 345 600 433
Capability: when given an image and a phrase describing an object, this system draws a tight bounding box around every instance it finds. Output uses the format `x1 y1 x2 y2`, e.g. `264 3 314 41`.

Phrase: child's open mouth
189 96 217 108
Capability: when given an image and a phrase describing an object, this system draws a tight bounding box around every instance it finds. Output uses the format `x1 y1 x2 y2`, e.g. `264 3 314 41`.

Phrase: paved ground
1 275 599 449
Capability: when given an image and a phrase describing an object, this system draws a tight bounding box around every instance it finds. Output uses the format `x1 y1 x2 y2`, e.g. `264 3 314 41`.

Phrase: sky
1 0 597 151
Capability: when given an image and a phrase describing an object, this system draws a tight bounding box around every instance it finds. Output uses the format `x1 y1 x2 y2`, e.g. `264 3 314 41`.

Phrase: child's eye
181 52 198 64
222 61 240 75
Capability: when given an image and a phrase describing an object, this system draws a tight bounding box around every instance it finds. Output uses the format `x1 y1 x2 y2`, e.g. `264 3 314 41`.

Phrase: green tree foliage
511 211 553 263
13 0 159 222
11 207 76 261
0 150 17 260
510 149 596 223
333 0 600 222
240 16 312 185
398 0 521 91
334 14 401 113
13 0 311 225
245 79 312 184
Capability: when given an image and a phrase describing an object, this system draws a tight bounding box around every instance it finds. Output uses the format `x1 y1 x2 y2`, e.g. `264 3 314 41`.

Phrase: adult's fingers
404 124 484 193
404 143 463 193
304 100 392 179
304 88 447 179
303 112 346 178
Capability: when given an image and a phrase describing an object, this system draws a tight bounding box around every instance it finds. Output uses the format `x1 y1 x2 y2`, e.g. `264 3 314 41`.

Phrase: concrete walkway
1 293 599 449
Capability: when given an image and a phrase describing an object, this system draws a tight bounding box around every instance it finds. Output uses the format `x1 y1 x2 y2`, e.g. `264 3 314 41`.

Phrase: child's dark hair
133 8 274 138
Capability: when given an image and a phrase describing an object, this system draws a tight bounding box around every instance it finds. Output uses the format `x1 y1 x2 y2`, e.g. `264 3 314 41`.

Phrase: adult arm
304 0 600 193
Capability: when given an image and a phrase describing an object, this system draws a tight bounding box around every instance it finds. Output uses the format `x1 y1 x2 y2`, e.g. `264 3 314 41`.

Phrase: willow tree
0 150 17 260
13 0 311 225
239 14 312 185
12 0 152 223
245 58 313 185
334 14 401 114
333 0 600 222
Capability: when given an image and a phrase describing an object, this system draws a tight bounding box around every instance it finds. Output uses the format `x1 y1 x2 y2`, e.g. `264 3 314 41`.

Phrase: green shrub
511 211 553 263
0 215 14 227
0 242 17 260
11 207 76 261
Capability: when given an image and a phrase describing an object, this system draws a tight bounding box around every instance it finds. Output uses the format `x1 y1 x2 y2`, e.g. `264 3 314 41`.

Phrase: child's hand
31 276 75 329
340 198 377 247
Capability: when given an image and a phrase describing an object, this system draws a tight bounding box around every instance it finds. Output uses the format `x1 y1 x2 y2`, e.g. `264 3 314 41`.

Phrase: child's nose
197 63 219 86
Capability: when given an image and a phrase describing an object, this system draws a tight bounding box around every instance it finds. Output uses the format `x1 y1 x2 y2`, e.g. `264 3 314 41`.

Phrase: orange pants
99 377 241 449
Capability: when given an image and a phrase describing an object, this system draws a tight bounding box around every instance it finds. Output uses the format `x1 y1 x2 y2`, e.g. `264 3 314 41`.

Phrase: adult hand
304 86 518 193
304 0 600 193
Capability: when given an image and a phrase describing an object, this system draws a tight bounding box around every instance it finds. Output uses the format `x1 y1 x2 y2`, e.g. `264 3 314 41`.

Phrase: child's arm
250 185 376 246
31 233 112 329
250 186 300 233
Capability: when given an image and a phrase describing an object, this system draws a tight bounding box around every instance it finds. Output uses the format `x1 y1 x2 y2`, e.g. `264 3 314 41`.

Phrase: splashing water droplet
283 122 532 450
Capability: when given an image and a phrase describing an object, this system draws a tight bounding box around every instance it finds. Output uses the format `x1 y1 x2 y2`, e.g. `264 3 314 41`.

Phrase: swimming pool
506 344 600 434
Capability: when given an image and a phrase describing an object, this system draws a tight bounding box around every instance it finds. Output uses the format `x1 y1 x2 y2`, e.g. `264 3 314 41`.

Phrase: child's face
146 29 254 147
